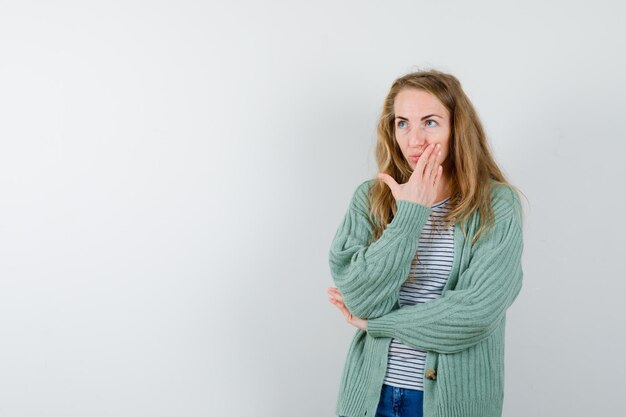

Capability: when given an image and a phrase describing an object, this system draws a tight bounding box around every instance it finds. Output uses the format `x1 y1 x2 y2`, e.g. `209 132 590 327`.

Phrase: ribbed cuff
387 200 432 237
366 314 396 338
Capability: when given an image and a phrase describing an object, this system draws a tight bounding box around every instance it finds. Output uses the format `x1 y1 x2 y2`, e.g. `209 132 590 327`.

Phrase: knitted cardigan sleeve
328 179 432 319
366 186 524 353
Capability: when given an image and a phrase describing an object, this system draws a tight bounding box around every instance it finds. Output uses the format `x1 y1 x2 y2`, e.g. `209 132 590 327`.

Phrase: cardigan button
425 368 437 380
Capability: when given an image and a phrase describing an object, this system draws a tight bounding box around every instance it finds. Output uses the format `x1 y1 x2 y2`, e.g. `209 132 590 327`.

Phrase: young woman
327 69 524 417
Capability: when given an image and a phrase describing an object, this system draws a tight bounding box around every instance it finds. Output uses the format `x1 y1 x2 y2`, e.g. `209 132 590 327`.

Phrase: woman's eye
397 120 407 129
425 120 438 127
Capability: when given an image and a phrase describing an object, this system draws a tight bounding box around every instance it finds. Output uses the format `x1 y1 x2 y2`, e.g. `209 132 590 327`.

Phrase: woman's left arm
365 188 524 354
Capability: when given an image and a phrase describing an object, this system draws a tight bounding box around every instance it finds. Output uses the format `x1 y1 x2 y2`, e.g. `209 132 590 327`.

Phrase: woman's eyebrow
395 114 443 120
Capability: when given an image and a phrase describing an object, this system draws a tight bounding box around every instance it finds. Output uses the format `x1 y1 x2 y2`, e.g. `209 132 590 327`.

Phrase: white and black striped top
383 197 454 391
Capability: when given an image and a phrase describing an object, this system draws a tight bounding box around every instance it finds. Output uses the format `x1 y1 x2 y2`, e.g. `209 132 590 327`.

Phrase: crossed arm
328 183 523 354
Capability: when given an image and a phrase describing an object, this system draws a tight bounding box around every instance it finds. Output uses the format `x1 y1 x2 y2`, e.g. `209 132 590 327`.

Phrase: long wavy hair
368 69 517 247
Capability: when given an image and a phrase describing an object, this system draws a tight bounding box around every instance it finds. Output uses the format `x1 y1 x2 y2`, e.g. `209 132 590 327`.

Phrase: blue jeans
340 383 424 417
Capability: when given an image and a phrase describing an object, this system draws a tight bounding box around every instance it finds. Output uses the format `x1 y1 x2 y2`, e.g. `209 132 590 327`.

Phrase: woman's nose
409 129 426 146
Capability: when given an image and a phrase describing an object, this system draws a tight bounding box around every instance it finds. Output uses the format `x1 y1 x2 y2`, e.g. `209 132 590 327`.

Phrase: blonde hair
368 69 517 249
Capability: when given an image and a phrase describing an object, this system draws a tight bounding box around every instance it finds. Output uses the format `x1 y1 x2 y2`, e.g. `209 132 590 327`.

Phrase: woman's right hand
377 143 443 207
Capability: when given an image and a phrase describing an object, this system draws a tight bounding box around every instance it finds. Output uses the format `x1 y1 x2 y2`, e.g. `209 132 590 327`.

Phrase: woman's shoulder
350 178 377 201
356 178 377 193
488 180 523 225
348 178 377 214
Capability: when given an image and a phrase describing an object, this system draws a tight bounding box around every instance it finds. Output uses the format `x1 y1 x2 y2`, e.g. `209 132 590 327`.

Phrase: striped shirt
382 197 454 391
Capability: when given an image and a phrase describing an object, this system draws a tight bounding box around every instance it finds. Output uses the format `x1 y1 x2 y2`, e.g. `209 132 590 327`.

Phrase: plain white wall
1 1 624 416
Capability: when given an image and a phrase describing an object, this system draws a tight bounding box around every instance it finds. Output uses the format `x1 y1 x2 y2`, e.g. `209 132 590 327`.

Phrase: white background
1 1 625 416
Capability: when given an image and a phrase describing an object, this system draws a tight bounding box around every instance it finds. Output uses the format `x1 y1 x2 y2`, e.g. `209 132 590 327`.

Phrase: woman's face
393 88 451 171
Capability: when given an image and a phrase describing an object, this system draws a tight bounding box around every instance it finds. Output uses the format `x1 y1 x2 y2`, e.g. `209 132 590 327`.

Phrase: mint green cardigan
329 179 523 417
